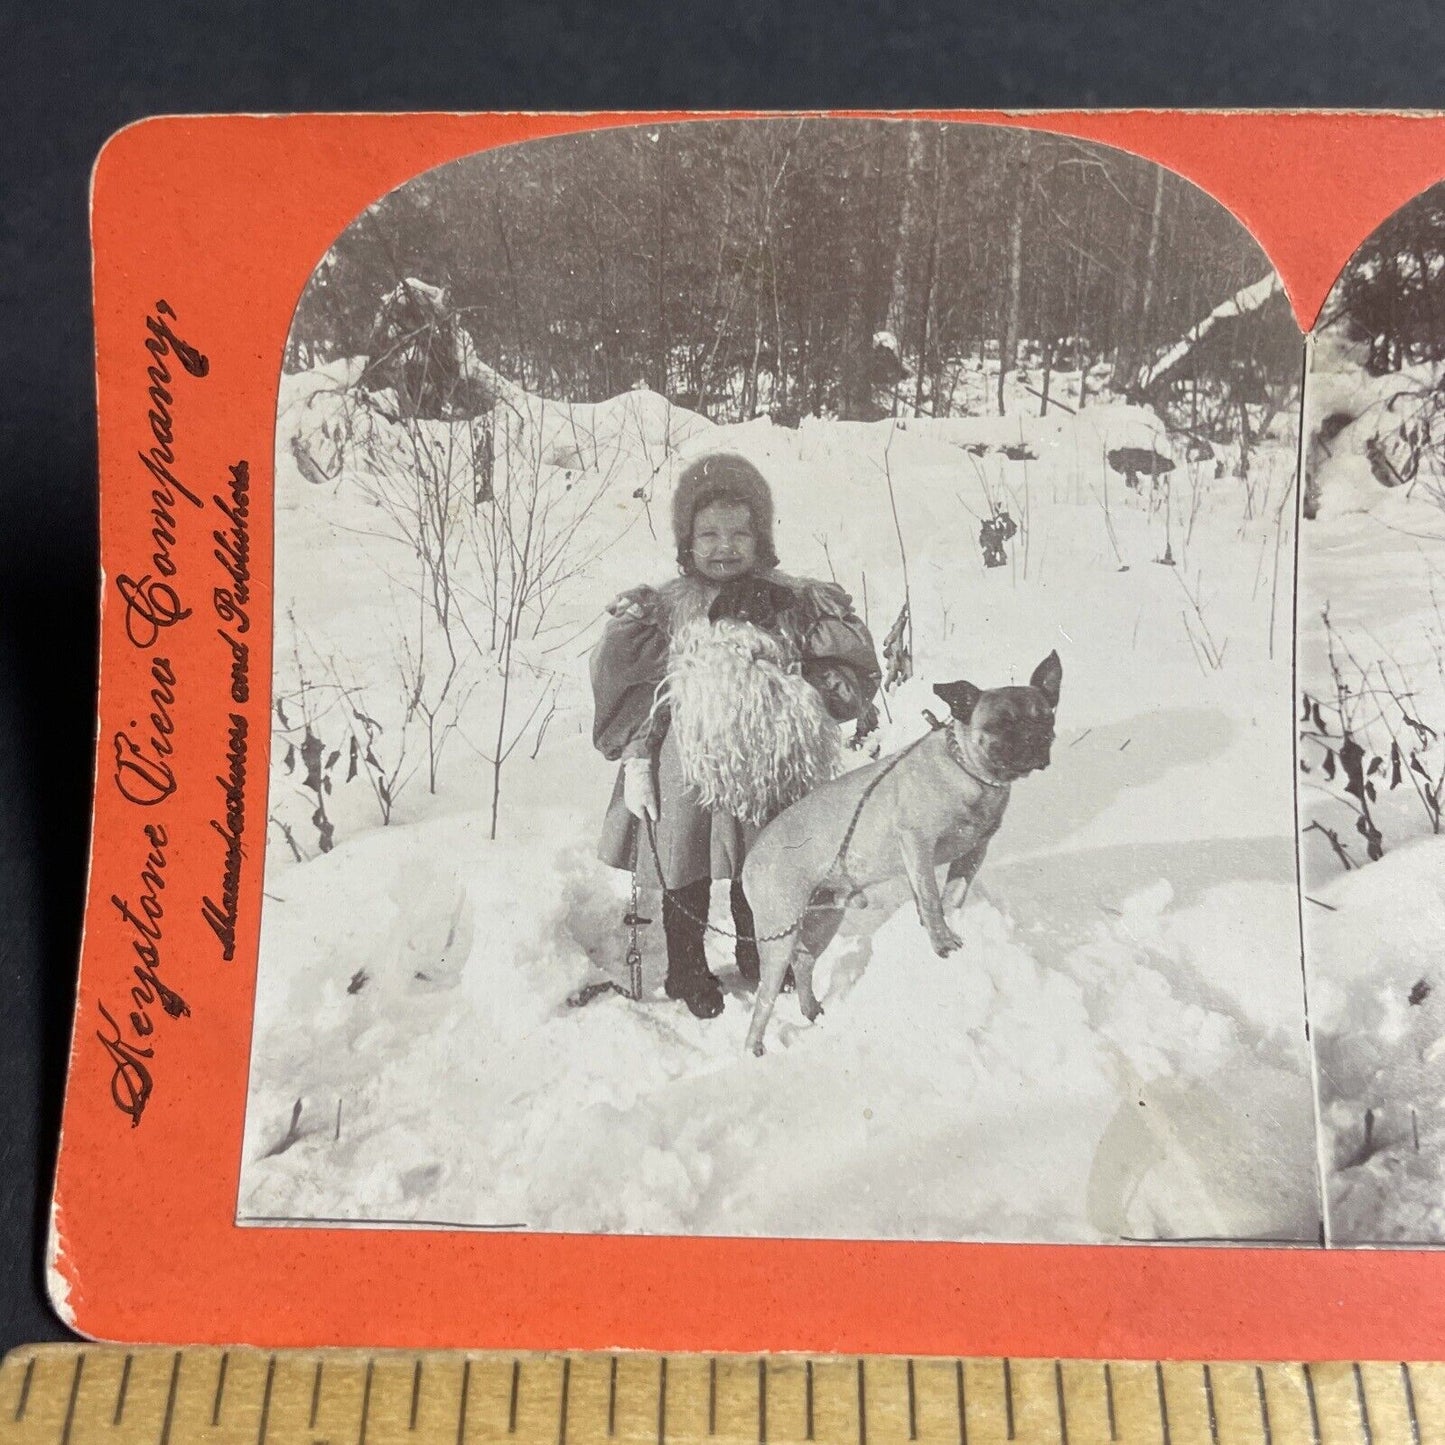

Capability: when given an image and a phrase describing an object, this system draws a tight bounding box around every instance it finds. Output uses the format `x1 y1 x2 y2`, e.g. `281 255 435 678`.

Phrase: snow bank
1306 355 1444 518
512 385 715 475
244 819 1314 1242
1305 836 1445 1242
817 403 1175 476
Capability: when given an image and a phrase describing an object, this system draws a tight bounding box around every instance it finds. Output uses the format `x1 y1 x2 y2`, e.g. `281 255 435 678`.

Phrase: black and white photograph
239 118 1316 1243
1299 178 1445 1246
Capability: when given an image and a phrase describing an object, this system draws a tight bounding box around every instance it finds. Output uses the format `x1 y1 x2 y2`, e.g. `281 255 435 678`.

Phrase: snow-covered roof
1137 273 1283 394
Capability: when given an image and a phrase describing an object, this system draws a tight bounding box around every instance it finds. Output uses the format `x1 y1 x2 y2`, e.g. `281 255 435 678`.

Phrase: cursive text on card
94 301 212 1126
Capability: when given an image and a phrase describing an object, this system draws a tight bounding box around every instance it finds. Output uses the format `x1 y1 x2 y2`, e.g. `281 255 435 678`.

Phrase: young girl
591 453 881 1018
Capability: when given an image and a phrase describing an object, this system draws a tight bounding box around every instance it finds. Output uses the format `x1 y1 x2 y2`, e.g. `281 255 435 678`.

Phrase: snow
1304 838 1445 1243
875 401 1175 474
1300 326 1445 1243
378 275 447 313
242 360 1315 1244
505 385 716 475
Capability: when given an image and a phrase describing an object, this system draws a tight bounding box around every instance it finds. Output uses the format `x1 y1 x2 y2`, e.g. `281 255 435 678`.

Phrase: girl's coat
591 570 881 889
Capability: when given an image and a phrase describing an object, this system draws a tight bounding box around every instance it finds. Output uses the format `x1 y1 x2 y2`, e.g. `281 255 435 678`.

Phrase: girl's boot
662 879 724 1019
732 878 761 983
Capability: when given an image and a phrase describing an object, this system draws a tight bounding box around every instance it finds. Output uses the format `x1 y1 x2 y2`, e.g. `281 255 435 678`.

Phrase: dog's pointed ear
934 680 983 722
1030 650 1062 708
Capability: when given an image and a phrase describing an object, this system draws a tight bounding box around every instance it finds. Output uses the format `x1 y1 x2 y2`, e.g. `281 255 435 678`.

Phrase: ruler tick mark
258 1355 277 1445
59 1353 84 1445
1354 1362 1374 1445
1256 1367 1273 1445
359 1360 375 1445
456 1360 471 1445
559 1357 571 1445
17 1343 1424 1445
159 1352 182 1445
214 1351 231 1426
1403 1364 1422 1445
14 1356 34 1422
115 1353 134 1426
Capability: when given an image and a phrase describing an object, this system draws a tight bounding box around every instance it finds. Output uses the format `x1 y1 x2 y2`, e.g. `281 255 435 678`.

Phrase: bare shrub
1300 607 1445 870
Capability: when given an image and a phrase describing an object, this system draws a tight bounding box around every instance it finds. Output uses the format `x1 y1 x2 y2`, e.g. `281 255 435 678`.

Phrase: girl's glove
606 585 659 623
803 661 863 721
622 757 659 820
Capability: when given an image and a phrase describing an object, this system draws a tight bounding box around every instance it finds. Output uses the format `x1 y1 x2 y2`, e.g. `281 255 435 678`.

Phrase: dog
739 650 1061 1055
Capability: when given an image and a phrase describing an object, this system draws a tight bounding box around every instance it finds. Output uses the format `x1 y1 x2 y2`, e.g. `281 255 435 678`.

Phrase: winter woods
1329 180 1445 376
287 120 1288 423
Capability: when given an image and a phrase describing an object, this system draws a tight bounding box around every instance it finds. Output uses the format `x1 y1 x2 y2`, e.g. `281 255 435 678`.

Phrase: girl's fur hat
672 452 779 573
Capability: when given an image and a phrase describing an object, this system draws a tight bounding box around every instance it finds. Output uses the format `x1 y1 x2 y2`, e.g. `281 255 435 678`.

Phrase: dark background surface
1 0 1440 1349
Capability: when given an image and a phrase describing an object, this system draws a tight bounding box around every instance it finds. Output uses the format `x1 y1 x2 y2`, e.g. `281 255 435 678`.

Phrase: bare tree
461 396 635 839
998 135 1032 415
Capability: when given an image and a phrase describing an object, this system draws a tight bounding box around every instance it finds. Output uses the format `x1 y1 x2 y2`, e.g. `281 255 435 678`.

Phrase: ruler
0 1348 1440 1445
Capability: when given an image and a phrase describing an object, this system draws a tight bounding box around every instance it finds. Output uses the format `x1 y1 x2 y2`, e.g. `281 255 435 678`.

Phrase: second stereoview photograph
237 118 1322 1244
1300 177 1445 1247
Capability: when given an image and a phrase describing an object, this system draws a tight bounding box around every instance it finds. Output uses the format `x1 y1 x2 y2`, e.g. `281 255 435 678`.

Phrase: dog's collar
944 726 1010 790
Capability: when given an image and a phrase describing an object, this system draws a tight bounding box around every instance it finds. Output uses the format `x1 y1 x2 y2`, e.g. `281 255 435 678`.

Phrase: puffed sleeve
798 580 882 719
590 587 670 761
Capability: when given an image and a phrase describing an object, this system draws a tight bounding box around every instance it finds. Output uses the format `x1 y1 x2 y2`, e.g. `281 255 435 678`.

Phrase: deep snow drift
241 361 1318 1244
1300 328 1445 1243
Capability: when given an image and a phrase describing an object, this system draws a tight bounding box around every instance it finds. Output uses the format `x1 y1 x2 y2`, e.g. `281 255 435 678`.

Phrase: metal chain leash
567 833 651 1007
622 835 647 998
570 714 946 1006
641 720 941 945
642 816 800 944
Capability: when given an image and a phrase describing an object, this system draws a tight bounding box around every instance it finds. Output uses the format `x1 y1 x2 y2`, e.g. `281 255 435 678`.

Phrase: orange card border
53 109 1445 1354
